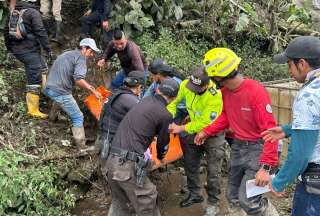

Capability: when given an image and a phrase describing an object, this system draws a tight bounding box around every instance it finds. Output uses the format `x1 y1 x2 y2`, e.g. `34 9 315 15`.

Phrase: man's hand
169 123 185 134
97 59 106 68
269 183 286 198
255 169 271 187
102 21 109 31
93 90 102 100
261 126 285 143
194 131 208 145
84 9 91 16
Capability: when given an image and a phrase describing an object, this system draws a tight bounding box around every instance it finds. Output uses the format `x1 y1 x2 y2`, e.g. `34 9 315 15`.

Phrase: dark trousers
80 11 113 46
227 139 268 215
106 155 161 216
292 182 320 216
181 133 225 204
14 52 47 85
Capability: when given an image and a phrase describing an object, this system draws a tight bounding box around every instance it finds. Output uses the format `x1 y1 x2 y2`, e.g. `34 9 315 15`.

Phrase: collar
154 94 168 106
305 68 320 83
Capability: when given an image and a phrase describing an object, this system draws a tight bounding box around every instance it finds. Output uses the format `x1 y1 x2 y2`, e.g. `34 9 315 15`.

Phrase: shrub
0 150 75 216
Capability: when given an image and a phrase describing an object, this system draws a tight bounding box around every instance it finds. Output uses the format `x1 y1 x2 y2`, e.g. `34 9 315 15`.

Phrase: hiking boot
203 204 220 216
180 193 204 208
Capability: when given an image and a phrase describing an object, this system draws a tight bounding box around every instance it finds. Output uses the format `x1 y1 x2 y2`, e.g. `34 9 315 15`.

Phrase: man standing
167 68 225 216
97 30 147 90
4 0 53 119
40 0 63 42
80 0 113 45
195 48 279 216
106 78 179 216
44 38 101 149
262 36 320 216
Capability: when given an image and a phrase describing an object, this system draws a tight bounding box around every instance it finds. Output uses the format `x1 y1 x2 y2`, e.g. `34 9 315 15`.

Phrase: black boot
43 18 54 38
51 21 64 44
179 193 204 208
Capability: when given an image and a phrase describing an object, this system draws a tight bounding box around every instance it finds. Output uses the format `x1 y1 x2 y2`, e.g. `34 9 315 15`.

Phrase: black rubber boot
51 21 64 44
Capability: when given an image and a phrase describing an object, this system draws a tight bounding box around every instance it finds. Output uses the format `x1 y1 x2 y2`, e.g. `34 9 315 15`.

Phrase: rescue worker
144 59 187 124
97 30 147 90
40 0 63 42
262 36 320 216
98 70 144 148
194 48 279 216
167 68 225 216
106 78 179 216
80 0 113 46
4 0 53 119
44 38 101 150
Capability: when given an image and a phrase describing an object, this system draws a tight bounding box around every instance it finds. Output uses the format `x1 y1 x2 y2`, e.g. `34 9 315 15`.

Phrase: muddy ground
72 166 294 216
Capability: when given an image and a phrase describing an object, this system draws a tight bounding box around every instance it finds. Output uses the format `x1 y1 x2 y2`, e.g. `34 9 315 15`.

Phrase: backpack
8 9 28 40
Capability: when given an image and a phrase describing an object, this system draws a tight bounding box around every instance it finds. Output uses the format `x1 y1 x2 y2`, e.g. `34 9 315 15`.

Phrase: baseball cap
127 70 145 85
79 38 100 53
158 78 179 97
186 67 209 93
149 58 166 73
273 36 320 64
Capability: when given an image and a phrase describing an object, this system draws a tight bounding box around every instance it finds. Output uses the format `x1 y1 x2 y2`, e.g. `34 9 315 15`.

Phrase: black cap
186 67 209 93
158 78 179 97
273 36 320 64
126 70 145 84
149 58 166 73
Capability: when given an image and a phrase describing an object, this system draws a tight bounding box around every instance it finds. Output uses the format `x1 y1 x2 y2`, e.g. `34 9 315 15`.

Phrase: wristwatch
260 164 272 173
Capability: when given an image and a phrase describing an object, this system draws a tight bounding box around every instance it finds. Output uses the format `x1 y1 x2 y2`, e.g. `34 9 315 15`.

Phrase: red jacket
204 79 278 167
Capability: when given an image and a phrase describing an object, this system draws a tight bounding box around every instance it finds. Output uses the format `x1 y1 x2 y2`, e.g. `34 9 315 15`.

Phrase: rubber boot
49 102 60 122
26 92 48 119
51 21 64 44
72 127 87 149
41 71 48 92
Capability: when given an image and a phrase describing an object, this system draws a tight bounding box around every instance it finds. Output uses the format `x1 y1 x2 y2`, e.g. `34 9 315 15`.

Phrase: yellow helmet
202 48 241 77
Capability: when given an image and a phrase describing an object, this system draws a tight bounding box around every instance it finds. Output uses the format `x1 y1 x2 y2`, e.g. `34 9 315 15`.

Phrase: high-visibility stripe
204 56 227 70
218 58 237 74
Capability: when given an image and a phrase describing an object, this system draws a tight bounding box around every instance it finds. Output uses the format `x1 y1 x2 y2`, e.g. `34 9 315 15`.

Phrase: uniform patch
209 87 217 96
210 112 217 120
266 104 272 114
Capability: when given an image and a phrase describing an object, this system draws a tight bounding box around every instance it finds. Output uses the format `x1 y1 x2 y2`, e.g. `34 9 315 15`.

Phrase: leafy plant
0 150 75 216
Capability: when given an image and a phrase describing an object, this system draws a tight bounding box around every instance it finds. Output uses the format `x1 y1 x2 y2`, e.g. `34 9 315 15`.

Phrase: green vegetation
0 150 75 216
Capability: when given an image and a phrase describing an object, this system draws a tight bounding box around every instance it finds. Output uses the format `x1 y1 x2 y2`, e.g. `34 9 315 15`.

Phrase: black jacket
111 94 172 160
91 0 113 21
4 1 51 55
99 87 139 142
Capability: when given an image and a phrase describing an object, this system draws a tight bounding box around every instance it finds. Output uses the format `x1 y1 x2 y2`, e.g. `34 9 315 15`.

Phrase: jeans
292 182 320 216
14 52 47 85
181 133 225 204
44 88 84 127
227 139 268 215
111 69 148 91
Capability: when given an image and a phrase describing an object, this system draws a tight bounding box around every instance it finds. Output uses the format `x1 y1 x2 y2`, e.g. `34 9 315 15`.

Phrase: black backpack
8 8 28 40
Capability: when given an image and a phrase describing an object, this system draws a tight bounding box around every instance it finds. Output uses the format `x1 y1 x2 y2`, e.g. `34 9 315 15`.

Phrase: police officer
106 78 179 216
167 67 225 216
262 36 320 216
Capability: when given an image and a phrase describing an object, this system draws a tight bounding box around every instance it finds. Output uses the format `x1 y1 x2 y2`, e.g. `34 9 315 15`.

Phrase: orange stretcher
149 133 183 170
84 87 183 168
84 86 111 120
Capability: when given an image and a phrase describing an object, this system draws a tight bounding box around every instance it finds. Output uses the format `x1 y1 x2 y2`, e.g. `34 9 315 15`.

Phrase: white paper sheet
246 175 275 198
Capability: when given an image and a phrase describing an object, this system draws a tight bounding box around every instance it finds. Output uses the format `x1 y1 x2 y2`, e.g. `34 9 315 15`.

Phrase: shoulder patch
266 104 272 114
209 87 217 96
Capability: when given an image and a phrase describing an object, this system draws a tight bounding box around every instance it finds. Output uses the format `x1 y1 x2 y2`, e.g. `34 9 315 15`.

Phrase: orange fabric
84 86 111 120
150 133 183 170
